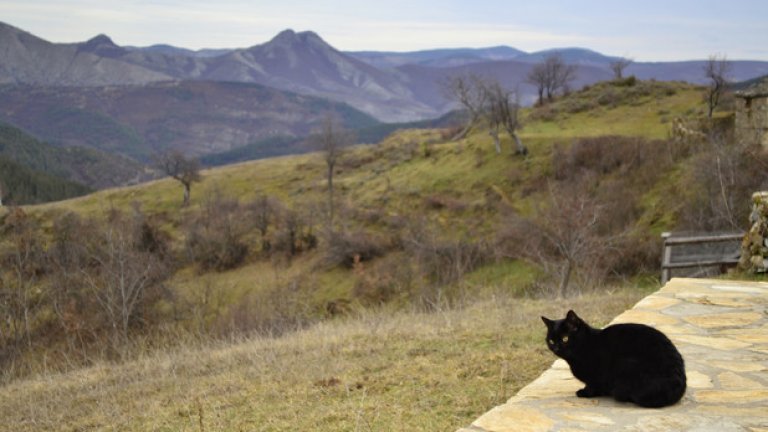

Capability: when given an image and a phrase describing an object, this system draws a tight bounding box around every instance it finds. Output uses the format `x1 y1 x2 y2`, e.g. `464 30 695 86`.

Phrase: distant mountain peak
275 28 297 38
79 33 126 58
270 29 325 46
86 34 117 46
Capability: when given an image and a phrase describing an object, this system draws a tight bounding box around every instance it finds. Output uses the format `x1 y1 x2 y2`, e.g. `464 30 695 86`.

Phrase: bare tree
548 54 578 100
527 54 578 104
526 61 549 106
484 80 527 155
312 115 353 229
249 194 279 254
503 182 605 297
609 57 633 80
157 150 202 207
704 54 731 119
0 208 44 347
81 216 169 346
442 73 489 140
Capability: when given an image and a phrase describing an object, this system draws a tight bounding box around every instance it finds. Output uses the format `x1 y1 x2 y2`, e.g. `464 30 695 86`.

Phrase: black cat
541 310 686 408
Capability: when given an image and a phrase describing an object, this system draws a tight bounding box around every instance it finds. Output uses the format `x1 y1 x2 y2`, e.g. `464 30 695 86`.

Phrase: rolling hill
0 122 149 189
0 81 380 163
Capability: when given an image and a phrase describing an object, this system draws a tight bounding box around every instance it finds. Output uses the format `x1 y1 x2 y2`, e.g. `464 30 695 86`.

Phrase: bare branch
704 54 731 119
527 54 578 105
609 57 633 80
312 115 354 229
441 73 489 140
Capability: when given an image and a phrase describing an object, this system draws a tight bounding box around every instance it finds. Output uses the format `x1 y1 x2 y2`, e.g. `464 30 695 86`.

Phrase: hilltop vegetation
0 122 147 191
1 78 766 431
0 156 91 205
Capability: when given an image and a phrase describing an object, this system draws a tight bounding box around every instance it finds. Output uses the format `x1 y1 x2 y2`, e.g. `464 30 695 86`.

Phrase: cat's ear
541 316 554 328
565 310 582 330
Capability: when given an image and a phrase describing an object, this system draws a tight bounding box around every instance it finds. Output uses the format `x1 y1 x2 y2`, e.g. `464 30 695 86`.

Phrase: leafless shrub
339 151 377 170
596 87 621 107
0 207 46 348
498 182 612 297
74 211 173 353
323 229 391 269
401 218 490 306
610 58 633 80
184 193 249 272
552 136 672 186
270 207 317 258
352 254 414 305
613 75 637 87
563 98 598 114
246 195 281 255
527 104 559 122
440 125 465 141
520 136 672 295
214 278 312 337
677 138 768 231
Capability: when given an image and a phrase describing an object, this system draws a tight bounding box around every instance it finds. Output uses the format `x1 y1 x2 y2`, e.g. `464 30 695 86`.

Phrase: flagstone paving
458 278 768 432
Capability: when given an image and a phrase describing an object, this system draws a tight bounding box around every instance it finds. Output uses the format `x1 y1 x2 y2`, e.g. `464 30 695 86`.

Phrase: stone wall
735 79 768 147
739 191 768 272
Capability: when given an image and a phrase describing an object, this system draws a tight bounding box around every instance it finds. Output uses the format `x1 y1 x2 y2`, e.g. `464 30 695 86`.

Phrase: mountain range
1 20 768 197
4 22 768 121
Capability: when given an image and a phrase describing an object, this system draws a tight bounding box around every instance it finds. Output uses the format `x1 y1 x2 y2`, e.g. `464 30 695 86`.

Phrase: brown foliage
676 138 768 231
323 229 391 269
184 194 249 272
213 278 312 337
352 254 413 305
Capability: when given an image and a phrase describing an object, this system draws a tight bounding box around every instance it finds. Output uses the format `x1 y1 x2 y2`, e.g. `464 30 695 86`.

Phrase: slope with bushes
1 78 764 430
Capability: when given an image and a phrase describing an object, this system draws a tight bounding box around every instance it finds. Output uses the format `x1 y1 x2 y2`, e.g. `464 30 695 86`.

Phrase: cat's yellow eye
561 335 569 343
548 338 554 345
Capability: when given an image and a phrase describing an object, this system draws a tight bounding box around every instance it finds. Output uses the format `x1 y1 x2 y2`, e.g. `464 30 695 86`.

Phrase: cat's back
600 322 683 364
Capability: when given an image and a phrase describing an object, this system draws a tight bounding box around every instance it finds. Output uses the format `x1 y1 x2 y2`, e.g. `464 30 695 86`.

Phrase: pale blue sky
1 0 766 61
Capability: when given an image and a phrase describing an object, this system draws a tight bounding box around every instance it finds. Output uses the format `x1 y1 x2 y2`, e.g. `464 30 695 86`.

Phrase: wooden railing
661 232 744 285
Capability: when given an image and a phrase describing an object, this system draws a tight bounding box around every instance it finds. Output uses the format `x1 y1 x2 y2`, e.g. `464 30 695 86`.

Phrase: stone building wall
735 79 768 147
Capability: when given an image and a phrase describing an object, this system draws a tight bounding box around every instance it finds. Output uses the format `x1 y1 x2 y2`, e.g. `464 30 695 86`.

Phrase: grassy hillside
32 81 702 212
8 79 713 313
17 79 708 316
3 78 757 431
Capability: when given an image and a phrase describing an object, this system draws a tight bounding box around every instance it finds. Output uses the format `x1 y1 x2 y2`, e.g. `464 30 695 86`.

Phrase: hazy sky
2 0 767 61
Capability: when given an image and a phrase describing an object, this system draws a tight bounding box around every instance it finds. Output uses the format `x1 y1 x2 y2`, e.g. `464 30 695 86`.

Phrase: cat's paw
576 387 596 398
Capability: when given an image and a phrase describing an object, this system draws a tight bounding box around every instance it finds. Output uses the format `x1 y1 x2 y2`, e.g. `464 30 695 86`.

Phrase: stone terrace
458 278 768 432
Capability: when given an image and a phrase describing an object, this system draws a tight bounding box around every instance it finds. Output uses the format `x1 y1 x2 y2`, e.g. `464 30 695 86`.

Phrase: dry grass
0 287 648 432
